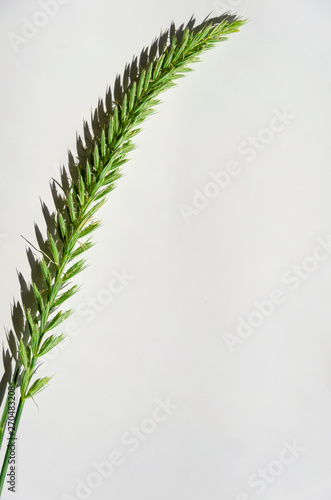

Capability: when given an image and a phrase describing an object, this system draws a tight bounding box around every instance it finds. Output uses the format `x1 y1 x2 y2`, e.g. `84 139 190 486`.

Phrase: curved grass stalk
0 13 246 493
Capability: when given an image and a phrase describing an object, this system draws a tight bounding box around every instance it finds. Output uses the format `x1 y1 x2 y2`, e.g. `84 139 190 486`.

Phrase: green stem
0 397 25 494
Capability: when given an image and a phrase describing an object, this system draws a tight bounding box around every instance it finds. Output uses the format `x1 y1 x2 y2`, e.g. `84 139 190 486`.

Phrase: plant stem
0 397 25 493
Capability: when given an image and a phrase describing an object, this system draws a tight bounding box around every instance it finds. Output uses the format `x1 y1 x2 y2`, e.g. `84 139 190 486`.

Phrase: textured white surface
0 1 331 499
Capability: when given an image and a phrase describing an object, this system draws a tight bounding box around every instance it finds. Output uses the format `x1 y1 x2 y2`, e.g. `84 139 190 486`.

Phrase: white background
0 0 331 499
